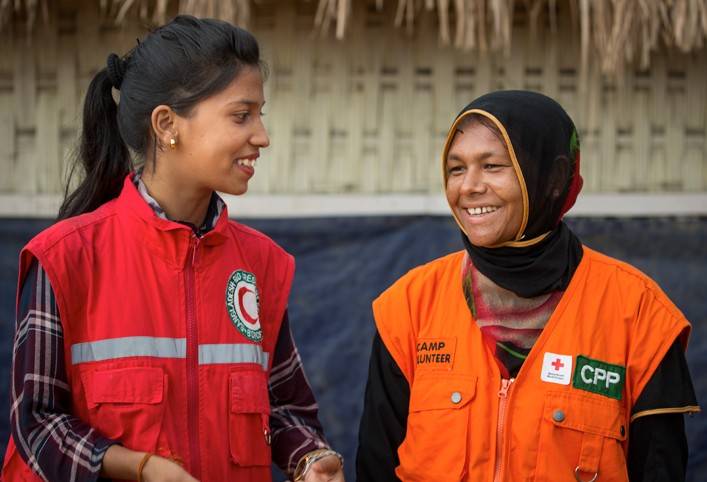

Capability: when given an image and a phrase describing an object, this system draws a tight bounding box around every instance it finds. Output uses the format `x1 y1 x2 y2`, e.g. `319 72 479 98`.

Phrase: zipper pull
190 234 199 265
498 378 514 398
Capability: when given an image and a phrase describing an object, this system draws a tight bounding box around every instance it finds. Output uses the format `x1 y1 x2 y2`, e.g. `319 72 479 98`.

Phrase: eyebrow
225 99 265 108
446 151 497 163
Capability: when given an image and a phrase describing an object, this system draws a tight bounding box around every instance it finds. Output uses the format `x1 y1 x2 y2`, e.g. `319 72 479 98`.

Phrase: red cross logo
551 358 565 371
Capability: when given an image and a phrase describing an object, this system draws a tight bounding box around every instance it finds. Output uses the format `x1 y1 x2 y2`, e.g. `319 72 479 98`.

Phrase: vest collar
114 174 231 267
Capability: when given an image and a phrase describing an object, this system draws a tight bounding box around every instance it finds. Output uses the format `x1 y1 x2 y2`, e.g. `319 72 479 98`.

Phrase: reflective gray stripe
198 343 269 369
71 337 186 364
71 337 268 369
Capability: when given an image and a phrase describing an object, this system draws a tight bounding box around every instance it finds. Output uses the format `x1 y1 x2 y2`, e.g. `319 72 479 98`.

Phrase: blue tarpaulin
1 216 705 481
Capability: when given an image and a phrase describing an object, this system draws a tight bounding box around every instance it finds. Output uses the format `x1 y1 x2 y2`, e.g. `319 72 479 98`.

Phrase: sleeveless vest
3 176 293 481
374 248 690 482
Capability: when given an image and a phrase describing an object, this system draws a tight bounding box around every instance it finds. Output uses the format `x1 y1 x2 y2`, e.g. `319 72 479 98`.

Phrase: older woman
356 90 699 482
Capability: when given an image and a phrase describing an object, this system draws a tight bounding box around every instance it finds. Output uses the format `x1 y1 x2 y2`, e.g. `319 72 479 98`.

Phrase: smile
236 158 257 168
466 206 498 216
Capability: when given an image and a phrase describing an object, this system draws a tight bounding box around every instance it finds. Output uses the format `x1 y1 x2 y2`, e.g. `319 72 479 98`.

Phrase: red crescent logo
238 286 259 325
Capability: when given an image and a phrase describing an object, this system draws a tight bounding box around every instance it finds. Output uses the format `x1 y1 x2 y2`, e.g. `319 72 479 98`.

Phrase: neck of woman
140 169 212 228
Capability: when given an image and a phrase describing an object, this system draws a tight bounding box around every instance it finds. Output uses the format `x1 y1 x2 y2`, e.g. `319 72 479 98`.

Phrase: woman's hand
303 454 345 482
141 455 199 482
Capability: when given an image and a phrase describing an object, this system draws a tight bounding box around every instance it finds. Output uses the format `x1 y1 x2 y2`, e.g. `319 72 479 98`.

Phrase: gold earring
170 138 177 149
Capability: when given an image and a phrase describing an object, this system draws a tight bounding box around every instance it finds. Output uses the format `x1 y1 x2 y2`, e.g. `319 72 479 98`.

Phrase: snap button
450 391 462 404
552 409 565 422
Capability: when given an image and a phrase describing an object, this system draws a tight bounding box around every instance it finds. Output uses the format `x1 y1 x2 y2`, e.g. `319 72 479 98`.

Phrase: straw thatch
1 0 706 75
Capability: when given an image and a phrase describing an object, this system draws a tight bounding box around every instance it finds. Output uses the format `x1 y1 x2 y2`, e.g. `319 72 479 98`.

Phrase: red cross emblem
551 358 565 371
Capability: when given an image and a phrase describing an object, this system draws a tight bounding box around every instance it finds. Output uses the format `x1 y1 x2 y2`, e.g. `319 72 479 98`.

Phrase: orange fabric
373 247 690 482
2 177 293 482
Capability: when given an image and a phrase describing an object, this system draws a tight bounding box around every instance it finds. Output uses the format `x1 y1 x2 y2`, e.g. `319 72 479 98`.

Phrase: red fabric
4 176 294 481
559 151 584 221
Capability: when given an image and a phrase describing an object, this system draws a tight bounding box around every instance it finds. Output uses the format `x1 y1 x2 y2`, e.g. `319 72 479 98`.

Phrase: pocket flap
230 369 270 414
410 373 476 412
84 367 164 404
544 391 627 440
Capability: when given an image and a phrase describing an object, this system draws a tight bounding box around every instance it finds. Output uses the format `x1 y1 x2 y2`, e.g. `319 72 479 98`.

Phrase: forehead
446 122 509 160
202 66 265 109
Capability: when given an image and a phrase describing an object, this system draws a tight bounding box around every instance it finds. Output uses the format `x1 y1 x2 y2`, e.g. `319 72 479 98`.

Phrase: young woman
356 90 699 481
2 15 344 482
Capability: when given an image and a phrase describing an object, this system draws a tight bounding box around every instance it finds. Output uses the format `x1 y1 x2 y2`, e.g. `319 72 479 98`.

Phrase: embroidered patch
573 355 625 400
225 270 262 342
416 338 456 367
540 352 573 385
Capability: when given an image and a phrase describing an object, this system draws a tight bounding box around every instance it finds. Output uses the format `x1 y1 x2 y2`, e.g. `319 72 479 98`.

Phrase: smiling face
171 66 269 196
445 120 524 248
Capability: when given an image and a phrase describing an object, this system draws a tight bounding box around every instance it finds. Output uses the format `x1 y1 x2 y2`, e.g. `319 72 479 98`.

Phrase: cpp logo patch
573 355 625 400
225 270 262 342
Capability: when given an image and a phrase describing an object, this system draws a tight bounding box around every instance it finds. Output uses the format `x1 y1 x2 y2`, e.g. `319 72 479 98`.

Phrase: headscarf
442 90 584 297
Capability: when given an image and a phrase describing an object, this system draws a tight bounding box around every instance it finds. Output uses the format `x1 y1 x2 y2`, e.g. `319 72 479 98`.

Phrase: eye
232 112 250 123
483 163 506 171
447 165 465 176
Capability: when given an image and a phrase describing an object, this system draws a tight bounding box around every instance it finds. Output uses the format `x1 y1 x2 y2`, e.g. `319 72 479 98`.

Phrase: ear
150 105 178 150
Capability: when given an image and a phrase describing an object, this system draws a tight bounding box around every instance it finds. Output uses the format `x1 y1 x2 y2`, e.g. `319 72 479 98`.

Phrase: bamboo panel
0 0 706 198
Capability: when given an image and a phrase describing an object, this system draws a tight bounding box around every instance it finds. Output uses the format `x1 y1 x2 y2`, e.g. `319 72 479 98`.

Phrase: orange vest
373 248 690 482
2 176 293 481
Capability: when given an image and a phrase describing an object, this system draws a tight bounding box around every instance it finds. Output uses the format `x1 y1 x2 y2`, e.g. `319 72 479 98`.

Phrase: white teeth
237 158 257 168
466 206 498 216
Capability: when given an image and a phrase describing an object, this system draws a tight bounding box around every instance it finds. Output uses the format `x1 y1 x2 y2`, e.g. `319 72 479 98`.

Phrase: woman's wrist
100 445 149 479
136 452 154 482
293 448 343 481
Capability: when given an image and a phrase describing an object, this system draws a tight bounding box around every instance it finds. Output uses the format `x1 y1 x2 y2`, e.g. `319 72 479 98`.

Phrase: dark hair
58 15 263 220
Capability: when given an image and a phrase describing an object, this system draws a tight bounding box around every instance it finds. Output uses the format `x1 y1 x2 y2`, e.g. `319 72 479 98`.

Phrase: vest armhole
18 246 71 348
372 296 414 384
629 316 690 408
264 252 295 358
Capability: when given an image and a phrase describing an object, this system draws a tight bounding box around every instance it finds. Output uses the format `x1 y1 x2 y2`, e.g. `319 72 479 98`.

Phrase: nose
459 167 486 196
251 117 270 148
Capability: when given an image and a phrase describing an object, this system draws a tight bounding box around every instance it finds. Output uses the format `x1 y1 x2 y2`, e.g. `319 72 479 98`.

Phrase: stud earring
170 138 177 149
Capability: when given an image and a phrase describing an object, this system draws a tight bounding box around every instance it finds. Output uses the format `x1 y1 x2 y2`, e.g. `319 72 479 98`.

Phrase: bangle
136 452 153 482
293 448 343 482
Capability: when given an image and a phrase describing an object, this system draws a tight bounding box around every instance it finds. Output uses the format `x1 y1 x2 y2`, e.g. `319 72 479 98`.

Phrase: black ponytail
58 15 263 220
58 68 131 220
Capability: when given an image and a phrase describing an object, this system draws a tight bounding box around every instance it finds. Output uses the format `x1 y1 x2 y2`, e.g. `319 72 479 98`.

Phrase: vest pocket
398 372 476 482
229 369 272 467
535 391 628 482
81 366 166 452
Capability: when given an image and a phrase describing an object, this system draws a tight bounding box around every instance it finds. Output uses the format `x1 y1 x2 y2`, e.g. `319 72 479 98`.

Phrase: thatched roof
2 0 707 76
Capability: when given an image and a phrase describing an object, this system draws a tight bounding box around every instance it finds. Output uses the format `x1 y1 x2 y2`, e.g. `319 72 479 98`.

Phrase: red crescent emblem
238 286 259 324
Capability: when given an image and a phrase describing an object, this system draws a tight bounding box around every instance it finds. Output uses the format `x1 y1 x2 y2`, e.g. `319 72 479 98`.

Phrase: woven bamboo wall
1 0 706 197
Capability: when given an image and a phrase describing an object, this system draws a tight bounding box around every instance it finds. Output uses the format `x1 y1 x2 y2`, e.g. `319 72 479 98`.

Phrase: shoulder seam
586 251 684 321
37 211 118 254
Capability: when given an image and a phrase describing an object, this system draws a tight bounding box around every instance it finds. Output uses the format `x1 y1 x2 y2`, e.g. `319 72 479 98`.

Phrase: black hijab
442 90 584 298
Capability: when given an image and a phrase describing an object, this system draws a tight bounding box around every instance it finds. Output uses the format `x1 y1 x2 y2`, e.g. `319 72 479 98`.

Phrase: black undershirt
356 333 697 482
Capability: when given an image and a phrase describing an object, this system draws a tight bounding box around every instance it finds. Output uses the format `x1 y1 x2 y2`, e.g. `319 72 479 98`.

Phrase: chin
216 179 249 196
223 186 248 196
465 232 500 249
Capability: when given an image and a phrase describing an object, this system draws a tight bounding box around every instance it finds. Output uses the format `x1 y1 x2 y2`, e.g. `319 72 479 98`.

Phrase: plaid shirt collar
133 170 225 237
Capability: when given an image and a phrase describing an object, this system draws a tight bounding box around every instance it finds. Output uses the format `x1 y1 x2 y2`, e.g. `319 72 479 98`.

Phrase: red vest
2 176 293 481
374 248 692 482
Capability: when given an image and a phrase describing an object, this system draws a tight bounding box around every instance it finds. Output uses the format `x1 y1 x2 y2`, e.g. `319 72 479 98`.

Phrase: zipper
493 378 515 482
185 236 201 477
